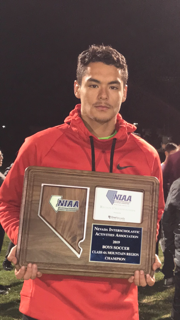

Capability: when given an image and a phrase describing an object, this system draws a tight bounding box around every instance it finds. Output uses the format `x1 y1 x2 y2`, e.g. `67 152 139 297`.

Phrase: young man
0 45 164 320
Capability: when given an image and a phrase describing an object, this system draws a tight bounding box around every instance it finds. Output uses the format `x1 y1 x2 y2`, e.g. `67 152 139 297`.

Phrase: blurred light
2 125 6 128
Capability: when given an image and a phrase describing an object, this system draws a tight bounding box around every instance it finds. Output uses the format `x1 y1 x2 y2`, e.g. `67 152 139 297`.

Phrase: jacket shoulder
17 124 68 163
130 133 158 156
128 133 161 174
25 124 67 148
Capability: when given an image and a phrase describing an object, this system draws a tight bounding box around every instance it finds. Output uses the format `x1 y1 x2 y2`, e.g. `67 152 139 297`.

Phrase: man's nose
98 86 108 100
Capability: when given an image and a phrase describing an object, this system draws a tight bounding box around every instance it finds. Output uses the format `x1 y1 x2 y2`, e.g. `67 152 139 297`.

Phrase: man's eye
89 84 98 88
110 86 118 90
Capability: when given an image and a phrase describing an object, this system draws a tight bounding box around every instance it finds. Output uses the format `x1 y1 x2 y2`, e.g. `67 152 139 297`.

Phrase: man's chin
93 117 112 124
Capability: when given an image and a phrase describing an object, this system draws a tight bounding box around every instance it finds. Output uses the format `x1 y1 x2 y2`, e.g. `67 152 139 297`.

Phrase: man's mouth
95 105 110 110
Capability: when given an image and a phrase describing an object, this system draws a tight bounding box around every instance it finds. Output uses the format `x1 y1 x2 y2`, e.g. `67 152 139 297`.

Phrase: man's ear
122 85 128 102
74 80 81 99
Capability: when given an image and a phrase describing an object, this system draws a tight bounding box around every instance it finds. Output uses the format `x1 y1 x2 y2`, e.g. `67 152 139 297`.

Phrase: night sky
1 0 180 165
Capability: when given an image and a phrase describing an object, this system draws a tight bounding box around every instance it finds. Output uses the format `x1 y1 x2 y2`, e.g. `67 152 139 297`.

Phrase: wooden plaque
16 167 159 278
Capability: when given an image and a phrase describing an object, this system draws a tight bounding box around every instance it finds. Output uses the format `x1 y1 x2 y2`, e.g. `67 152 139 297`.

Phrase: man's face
74 62 127 127
0 151 3 167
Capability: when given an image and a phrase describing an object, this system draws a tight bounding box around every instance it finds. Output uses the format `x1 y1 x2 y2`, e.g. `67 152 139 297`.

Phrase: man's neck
82 118 116 138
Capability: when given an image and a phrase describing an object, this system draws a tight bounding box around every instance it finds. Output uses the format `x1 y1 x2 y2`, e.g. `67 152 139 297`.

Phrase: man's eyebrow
87 78 100 83
87 78 121 86
108 80 121 85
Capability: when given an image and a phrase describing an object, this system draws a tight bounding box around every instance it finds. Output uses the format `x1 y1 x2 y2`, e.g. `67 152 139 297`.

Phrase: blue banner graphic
90 224 142 264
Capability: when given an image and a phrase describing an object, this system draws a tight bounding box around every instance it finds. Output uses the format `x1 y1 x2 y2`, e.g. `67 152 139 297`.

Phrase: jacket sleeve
162 204 176 255
0 138 38 245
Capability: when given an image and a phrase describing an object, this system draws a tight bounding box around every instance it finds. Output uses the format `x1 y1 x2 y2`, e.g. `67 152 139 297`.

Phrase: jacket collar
64 104 136 149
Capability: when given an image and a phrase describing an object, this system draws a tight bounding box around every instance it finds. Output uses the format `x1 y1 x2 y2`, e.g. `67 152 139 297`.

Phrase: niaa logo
106 190 132 205
49 195 79 212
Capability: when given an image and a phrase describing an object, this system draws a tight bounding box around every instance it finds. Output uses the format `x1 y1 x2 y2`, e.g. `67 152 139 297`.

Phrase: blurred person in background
0 150 10 294
0 151 5 184
162 178 180 320
2 163 14 271
163 147 180 201
161 143 178 172
160 143 178 286
156 143 178 258
0 150 5 258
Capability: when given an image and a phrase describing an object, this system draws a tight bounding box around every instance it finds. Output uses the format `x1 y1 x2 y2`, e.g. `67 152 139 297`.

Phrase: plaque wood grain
16 167 159 278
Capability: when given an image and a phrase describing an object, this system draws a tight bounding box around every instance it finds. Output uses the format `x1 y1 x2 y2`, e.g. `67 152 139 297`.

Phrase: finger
134 270 140 286
15 266 26 279
8 245 17 265
146 274 155 286
152 254 161 271
31 264 38 280
139 270 147 287
128 276 134 283
37 272 42 278
24 263 33 280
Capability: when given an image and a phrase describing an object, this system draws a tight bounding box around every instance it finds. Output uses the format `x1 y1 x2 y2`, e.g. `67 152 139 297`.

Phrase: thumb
7 245 18 265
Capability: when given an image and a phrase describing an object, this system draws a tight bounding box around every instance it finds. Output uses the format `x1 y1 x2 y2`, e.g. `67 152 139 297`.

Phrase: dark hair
164 142 178 153
76 44 128 86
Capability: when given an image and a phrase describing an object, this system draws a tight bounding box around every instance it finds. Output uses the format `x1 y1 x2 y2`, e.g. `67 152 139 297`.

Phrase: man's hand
128 254 161 287
8 245 42 280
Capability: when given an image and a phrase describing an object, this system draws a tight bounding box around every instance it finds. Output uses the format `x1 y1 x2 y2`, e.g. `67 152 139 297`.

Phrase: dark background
1 0 180 166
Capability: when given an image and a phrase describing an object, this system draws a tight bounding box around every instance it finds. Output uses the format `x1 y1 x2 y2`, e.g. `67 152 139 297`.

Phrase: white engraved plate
93 187 143 223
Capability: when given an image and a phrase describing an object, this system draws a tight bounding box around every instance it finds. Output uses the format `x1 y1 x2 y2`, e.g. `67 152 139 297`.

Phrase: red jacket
0 105 164 320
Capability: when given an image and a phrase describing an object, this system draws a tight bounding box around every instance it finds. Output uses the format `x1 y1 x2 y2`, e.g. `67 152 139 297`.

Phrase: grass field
0 235 174 320
0 235 22 320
